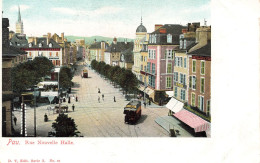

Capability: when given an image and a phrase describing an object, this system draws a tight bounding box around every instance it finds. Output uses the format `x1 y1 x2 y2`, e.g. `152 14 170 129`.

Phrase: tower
16 5 24 34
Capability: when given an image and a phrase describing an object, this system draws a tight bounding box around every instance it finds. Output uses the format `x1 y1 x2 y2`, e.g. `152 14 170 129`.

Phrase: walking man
98 88 100 93
144 102 146 108
72 104 75 112
76 96 78 102
98 96 100 103
102 94 104 101
14 116 17 126
114 96 116 102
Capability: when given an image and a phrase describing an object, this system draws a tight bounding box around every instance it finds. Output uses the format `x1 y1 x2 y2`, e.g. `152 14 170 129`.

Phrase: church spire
18 5 21 22
141 16 142 25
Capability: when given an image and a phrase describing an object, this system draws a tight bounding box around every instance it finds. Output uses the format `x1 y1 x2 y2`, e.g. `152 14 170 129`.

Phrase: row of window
165 50 174 59
140 56 147 62
192 60 205 75
149 34 173 44
147 62 156 74
191 93 211 114
174 56 187 68
148 50 156 59
174 72 187 85
174 87 186 101
148 75 155 88
189 76 205 93
29 42 53 48
28 52 60 57
12 55 27 63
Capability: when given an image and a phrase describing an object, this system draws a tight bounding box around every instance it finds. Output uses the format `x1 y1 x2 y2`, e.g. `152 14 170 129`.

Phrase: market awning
138 85 145 91
166 98 184 113
173 109 210 133
166 91 174 97
41 91 58 97
145 87 154 96
38 81 58 86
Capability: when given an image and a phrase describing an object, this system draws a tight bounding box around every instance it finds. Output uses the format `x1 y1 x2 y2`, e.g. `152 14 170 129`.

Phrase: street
13 62 169 137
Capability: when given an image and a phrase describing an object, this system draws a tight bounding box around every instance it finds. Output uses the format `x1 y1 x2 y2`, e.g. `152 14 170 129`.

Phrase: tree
59 66 73 90
32 57 54 78
51 113 80 137
11 57 54 93
118 70 138 95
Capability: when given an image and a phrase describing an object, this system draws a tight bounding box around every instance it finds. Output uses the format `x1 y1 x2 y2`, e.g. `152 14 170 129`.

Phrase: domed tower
136 17 147 40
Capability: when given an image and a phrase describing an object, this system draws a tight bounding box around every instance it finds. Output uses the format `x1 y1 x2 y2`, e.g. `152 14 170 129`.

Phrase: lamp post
58 70 61 114
33 87 37 137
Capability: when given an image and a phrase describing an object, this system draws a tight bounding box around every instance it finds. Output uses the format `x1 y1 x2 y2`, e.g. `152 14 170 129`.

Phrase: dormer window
49 43 52 48
39 43 42 47
167 34 172 43
184 40 187 49
29 43 32 47
180 40 183 49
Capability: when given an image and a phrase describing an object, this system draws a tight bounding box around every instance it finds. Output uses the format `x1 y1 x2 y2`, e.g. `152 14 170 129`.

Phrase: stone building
2 18 27 136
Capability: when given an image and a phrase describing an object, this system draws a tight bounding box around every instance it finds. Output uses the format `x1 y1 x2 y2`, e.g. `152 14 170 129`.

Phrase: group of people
97 88 116 103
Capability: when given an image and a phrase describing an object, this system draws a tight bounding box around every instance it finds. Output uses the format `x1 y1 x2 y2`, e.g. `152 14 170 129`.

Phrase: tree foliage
59 66 73 90
91 61 138 94
51 113 80 137
11 57 54 93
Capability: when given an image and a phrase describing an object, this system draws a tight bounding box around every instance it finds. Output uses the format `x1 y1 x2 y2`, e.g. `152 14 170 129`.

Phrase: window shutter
198 96 201 109
189 76 192 88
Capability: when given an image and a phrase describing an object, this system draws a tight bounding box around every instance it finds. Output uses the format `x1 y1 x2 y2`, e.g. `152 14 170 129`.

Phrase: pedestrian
144 102 146 108
68 97 71 104
98 88 100 93
72 104 75 112
14 116 17 126
98 96 100 103
114 96 116 102
102 94 104 101
63 97 66 102
76 96 78 102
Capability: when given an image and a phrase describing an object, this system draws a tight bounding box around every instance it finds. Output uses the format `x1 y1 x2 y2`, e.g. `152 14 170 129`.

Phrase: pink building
147 24 186 104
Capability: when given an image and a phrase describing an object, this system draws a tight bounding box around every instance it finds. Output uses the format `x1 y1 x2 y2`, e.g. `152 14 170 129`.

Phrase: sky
2 0 211 39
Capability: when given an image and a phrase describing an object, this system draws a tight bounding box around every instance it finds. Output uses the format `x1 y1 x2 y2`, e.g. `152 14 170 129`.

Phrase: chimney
61 33 64 41
34 37 37 45
47 33 51 39
47 37 49 45
113 37 117 44
155 24 163 31
182 29 188 34
159 28 166 33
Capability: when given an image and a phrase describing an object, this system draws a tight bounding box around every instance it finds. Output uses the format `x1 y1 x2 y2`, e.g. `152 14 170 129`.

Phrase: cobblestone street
13 62 170 137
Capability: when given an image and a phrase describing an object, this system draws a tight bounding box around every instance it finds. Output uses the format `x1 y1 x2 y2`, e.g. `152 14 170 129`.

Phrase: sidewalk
155 116 194 137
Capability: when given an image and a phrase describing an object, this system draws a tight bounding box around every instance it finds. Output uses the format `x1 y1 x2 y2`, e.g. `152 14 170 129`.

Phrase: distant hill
65 35 134 45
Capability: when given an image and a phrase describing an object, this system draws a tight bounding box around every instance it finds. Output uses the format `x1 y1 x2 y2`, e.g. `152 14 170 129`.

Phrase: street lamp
33 87 37 137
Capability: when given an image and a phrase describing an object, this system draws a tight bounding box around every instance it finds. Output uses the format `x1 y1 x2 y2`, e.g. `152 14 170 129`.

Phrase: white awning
166 98 184 113
166 91 174 97
54 67 60 73
41 91 58 97
38 81 58 86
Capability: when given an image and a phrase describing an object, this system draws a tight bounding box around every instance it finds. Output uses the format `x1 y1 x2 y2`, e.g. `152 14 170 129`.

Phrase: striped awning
173 109 210 133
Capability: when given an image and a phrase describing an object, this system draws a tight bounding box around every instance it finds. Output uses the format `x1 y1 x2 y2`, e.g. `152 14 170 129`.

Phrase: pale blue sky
3 0 211 38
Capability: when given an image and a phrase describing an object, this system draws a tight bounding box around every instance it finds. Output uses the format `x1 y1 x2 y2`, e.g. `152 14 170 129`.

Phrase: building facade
2 18 27 136
188 42 211 115
147 24 186 104
132 18 147 82
21 37 62 67
89 40 108 62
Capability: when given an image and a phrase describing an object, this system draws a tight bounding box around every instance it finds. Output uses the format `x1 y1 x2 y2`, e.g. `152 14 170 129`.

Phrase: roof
151 24 186 35
188 42 211 57
2 45 27 58
149 24 187 45
120 47 134 63
136 24 147 33
105 42 134 53
89 41 109 49
2 18 9 28
24 37 61 48
10 33 28 47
